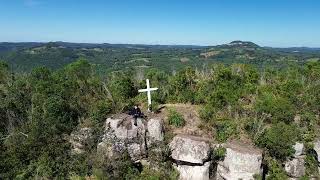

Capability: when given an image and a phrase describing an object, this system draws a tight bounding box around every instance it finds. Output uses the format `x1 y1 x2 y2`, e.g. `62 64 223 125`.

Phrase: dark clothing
133 116 138 126
133 108 142 117
129 107 142 117
129 107 142 126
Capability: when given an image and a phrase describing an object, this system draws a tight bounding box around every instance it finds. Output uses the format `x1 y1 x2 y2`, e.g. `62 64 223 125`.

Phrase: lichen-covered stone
175 161 210 180
293 142 304 157
170 135 210 164
146 118 164 146
285 156 305 178
216 142 263 180
97 114 146 161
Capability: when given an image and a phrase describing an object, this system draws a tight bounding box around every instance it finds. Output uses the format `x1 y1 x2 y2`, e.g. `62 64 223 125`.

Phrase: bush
212 146 226 162
168 109 185 127
265 158 288 180
215 118 238 142
93 151 139 179
89 100 113 124
150 101 160 112
134 165 179 180
305 144 319 177
244 117 265 142
256 122 299 161
199 105 215 124
69 154 91 178
256 93 294 123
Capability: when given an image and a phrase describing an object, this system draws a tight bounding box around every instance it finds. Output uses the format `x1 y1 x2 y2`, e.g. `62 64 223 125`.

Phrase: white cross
138 79 158 111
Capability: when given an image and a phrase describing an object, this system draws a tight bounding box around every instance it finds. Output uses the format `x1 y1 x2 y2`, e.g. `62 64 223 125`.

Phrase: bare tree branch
0 131 28 140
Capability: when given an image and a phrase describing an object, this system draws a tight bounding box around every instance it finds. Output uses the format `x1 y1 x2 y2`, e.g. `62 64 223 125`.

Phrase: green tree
256 122 299 161
109 72 137 111
169 67 196 103
255 91 294 123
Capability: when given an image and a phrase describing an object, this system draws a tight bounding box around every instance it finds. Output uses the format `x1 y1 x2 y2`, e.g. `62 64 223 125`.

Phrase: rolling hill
1 41 320 73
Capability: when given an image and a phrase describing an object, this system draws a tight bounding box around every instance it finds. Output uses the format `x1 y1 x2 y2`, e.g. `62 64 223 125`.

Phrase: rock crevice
170 135 212 180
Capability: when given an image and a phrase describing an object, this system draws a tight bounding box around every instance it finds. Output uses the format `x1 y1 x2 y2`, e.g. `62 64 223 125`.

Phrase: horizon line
1 40 320 49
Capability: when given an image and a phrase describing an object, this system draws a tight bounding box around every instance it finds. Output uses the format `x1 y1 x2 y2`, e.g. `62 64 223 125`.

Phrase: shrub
150 101 160 112
134 165 179 180
300 112 317 142
212 146 226 162
265 158 288 180
256 122 299 161
89 100 113 124
305 144 319 177
244 117 265 142
256 93 294 123
199 105 215 124
168 109 185 127
92 151 139 179
215 118 238 142
69 154 91 178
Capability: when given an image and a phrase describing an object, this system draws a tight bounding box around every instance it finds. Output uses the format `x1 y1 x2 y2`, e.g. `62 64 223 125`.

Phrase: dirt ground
144 103 256 146
146 103 213 140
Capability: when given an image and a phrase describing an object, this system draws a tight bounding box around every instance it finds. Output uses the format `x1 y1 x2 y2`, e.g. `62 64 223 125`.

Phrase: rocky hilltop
69 111 320 180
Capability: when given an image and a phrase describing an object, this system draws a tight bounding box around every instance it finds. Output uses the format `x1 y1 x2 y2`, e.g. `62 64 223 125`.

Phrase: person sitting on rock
130 105 142 126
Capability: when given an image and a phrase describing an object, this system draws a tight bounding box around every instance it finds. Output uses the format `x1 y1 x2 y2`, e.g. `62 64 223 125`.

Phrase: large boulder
175 162 210 180
146 118 164 146
97 114 146 161
70 127 93 154
216 142 263 180
170 135 211 180
285 156 305 178
170 135 210 164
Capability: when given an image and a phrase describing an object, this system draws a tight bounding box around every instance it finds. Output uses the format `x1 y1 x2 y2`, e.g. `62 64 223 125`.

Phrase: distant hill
217 41 260 48
0 41 319 72
271 47 320 53
0 42 43 52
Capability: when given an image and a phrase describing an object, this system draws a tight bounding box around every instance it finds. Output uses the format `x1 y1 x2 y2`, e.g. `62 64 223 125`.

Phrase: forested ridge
1 42 320 179
1 41 320 73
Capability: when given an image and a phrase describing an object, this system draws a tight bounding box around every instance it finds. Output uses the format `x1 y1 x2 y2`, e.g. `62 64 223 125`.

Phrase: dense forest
1 51 320 179
0 56 320 179
1 41 320 73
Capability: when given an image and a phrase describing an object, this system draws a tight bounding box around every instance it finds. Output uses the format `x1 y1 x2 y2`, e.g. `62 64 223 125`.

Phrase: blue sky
0 0 319 47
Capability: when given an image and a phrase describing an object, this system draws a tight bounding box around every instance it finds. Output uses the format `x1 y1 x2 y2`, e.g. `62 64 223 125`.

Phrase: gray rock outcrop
170 135 210 164
70 127 93 154
147 118 164 146
97 115 146 161
97 115 166 162
176 162 211 180
284 142 305 178
285 156 305 178
170 135 211 180
293 142 304 157
216 142 263 180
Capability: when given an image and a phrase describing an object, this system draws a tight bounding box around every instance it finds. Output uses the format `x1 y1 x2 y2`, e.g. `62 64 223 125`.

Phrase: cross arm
138 89 148 92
